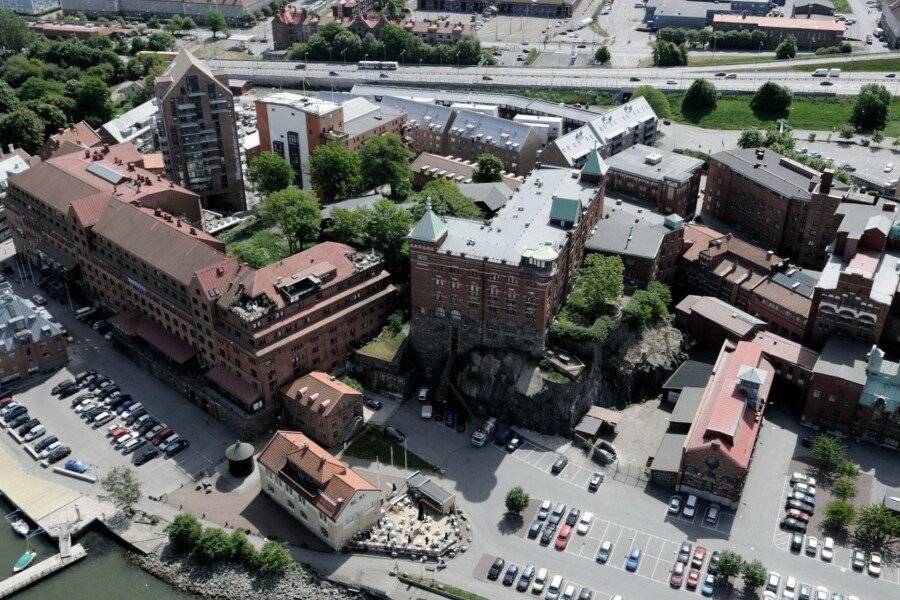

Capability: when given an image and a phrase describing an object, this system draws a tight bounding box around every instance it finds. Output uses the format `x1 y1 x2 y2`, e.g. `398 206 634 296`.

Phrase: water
0 502 195 599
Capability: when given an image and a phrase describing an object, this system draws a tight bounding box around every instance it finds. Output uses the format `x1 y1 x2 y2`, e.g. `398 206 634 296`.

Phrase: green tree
249 152 295 195
812 434 845 472
228 529 257 564
682 79 717 114
17 77 66 102
505 486 529 514
825 500 856 531
147 31 176 51
73 76 114 127
775 35 797 59
207 10 228 39
750 81 792 116
0 79 18 113
193 527 233 562
567 255 624 321
365 198 411 260
359 133 411 200
411 179 482 220
839 124 856 139
716 550 743 580
255 541 293 573
835 459 861 479
832 476 857 500
854 504 900 549
148 16 161 29
741 559 767 591
23 100 67 138
738 129 766 148
594 46 610 65
100 466 141 512
0 107 46 154
327 207 368 247
0 11 30 56
622 281 671 326
165 513 203 553
652 39 687 67
851 84 891 131
873 131 885 144
631 85 671 119
473 153 505 183
382 0 407 20
309 142 362 202
259 186 321 254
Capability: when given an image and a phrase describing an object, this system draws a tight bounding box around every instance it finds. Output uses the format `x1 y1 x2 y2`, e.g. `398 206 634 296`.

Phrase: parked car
516 564 534 592
700 574 716 597
625 547 641 571
51 379 75 395
791 533 804 552
821 537 834 562
0 402 21 417
537 500 552 521
135 448 160 465
45 445 71 464
64 459 88 473
487 557 505 580
576 511 593 535
383 426 405 443
505 436 522 452
683 494 698 518
707 551 720 575
165 439 190 457
17 418 40 435
531 568 548 594
555 525 573 550
115 400 135 415
691 546 707 568
23 425 45 441
93 412 116 428
548 502 566 525
851 549 866 571
785 498 815 514
588 472 604 491
564 508 580 527
502 563 518 586
705 504 720 525
123 437 146 454
766 571 780 592
687 568 700 589
39 440 62 458
595 540 612 564
3 405 27 421
677 541 692 564
782 517 807 533
115 432 137 449
121 402 144 420
805 536 819 556
34 435 58 452
31 294 47 305
539 521 557 545
144 424 165 440
670 561 685 588
551 456 568 474
8 413 30 429
152 427 174 445
546 575 563 600
158 433 179 452
363 396 382 410
528 519 543 539
868 552 882 576
125 408 148 425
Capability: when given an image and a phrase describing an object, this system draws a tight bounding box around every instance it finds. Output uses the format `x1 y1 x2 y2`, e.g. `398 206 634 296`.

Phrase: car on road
363 396 382 410
564 508 579 526
670 561 685 588
725 73 737 79
687 568 700 589
701 574 716 597
820 80 833 86
551 456 568 474
482 75 493 81
683 494 698 518
887 73 897 78
851 549 865 570
548 502 566 525
528 519 543 539
135 448 159 466
595 540 612 563
329 71 338 76
502 563 518 586
378 73 388 79
868 552 882 576
576 511 593 535
668 495 682 514
691 546 706 568
629 76 640 82
506 436 522 452
537 500 551 521
677 541 692 564
516 565 534 592
625 547 641 571
705 503 720 525
666 79 676 85
531 567 548 594
766 571 780 592
805 536 818 556
555 524 572 550
487 556 505 580
587 471 604 491
166 439 190 457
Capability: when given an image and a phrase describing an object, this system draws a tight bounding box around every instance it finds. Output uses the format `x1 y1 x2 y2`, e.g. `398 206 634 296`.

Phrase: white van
812 68 829 77
74 307 96 321
828 68 841 78
683 494 698 518
545 575 563 600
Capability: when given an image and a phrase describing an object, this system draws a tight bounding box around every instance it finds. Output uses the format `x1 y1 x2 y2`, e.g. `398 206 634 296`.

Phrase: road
208 58 900 95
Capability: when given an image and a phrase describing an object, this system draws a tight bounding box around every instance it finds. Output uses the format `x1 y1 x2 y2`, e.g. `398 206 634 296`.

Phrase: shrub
193 527 233 563
166 513 202 553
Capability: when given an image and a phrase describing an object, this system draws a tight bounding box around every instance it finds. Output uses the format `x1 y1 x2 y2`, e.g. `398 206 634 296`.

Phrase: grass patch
524 48 540 66
794 57 900 72
342 426 436 471
218 216 290 268
505 87 615 107
669 94 900 136
399 573 489 600
356 324 407 362
541 368 570 383
834 0 851 12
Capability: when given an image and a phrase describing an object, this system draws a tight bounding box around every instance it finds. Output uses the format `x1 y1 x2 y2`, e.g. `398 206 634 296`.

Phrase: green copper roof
550 195 580 224
890 221 900 241
409 206 447 243
581 150 608 178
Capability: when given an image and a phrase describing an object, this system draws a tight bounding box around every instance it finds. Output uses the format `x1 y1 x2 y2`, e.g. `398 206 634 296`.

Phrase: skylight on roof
87 162 128 185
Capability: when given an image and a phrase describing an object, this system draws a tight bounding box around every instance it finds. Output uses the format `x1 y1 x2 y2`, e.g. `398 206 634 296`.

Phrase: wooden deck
0 544 87 598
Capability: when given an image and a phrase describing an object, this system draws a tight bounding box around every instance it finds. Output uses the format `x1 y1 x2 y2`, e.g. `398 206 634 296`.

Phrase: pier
0 536 87 599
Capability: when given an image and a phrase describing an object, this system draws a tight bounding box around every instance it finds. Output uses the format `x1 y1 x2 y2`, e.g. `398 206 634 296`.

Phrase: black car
527 519 543 539
487 557 505 580
35 435 58 452
108 395 132 411
165 439 191 457
565 508 580 526
45 445 71 464
17 418 40 435
4 405 27 421
74 370 96 383
785 498 815 515
72 394 94 407
384 426 405 443
494 428 513 447
781 518 807 533
790 533 804 552
125 408 148 425
97 385 120 399
551 456 568 474
578 588 593 600
52 379 75 395
138 418 160 435
539 523 557 545
83 407 105 420
363 396 382 410
59 385 79 398
516 566 534 592
707 551 721 575
8 413 30 429
135 448 160 465
801 436 814 449
548 503 566 526
502 563 519 586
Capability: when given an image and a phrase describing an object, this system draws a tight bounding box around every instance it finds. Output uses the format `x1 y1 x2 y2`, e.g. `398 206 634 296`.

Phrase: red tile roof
258 431 377 519
282 371 362 417
686 340 774 469
69 193 114 227
49 121 102 150
752 331 820 371
205 365 260 408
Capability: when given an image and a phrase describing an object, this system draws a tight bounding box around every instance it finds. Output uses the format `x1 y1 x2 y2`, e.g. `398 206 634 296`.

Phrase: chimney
755 147 765 160
808 180 816 192
883 202 896 212
820 168 834 194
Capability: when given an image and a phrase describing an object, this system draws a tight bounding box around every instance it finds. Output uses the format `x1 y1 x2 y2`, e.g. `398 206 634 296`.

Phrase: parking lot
0 281 235 497
474 552 617 600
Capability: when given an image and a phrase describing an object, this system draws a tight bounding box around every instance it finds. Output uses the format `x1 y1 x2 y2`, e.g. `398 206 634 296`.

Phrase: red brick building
408 154 607 370
0 283 68 385
711 14 846 49
282 371 364 447
702 148 848 268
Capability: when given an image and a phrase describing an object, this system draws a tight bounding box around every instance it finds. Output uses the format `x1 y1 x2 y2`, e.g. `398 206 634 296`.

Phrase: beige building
281 371 363 447
258 431 382 550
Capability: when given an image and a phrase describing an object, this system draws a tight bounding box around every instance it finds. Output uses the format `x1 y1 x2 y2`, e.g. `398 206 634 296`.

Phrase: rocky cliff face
453 321 685 435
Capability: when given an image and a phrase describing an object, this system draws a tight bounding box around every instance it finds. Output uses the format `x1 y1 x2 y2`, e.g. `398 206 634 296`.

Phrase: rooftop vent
644 153 662 165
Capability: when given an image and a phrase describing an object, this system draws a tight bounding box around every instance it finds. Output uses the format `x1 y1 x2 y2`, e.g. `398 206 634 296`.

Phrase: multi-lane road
209 58 900 95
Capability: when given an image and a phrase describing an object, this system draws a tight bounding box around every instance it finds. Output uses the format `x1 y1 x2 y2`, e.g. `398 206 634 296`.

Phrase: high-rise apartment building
155 51 245 213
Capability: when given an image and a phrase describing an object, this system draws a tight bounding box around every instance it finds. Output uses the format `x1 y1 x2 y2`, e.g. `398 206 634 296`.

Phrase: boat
13 550 36 572
10 518 28 536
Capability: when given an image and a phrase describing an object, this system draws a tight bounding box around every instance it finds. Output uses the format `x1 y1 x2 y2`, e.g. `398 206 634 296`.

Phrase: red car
555 525 572 550
691 545 707 568
670 561 685 588
152 426 173 445
108 426 129 439
687 568 701 589
787 508 811 522
0 396 14 408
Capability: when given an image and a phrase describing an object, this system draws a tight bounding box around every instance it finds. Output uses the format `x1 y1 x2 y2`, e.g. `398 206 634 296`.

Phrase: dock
0 543 87 598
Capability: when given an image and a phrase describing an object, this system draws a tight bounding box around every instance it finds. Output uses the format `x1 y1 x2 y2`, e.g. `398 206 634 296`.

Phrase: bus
357 60 399 70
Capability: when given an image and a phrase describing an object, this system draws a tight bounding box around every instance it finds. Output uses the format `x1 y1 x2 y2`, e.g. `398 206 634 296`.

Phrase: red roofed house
258 431 382 550
679 339 775 508
282 371 364 447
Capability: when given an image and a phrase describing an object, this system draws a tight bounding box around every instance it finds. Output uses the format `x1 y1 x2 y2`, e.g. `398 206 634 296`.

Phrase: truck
812 68 829 77
421 403 433 420
471 417 497 447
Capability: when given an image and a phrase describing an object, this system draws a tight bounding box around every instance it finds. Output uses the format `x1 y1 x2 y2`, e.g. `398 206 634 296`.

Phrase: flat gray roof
0 282 64 353
663 360 714 391
651 432 686 473
585 194 679 259
458 182 514 212
605 144 703 185
670 387 705 426
812 337 871 386
343 105 405 138
651 0 732 19
407 471 455 506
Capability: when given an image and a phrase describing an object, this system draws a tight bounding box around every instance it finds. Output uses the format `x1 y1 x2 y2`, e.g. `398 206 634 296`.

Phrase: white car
805 536 818 557
793 482 816 496
815 586 828 600
766 571 780 592
561 584 576 600
576 511 593 535
782 575 796 599
668 495 682 514
531 567 548 594
74 401 96 414
705 503 720 525
885 163 894 173
821 537 834 561
159 433 179 451
868 552 882 576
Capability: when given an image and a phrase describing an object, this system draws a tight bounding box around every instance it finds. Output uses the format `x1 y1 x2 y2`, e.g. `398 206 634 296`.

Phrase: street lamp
400 49 406 65
341 48 347 64
456 50 461 68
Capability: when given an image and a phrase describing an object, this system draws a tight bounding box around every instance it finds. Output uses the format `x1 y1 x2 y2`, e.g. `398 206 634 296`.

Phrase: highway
209 58 900 95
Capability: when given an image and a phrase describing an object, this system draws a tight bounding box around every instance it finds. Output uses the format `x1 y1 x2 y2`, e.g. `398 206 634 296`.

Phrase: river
0 500 195 599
